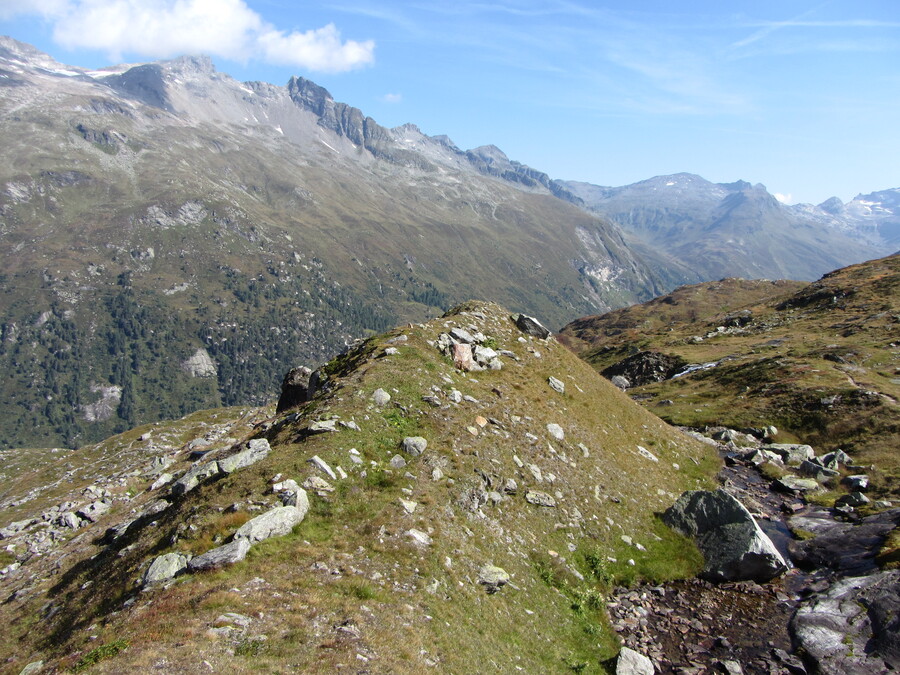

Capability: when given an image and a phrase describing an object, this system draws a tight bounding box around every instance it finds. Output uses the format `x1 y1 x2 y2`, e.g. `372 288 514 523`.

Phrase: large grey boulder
792 570 900 675
217 438 271 474
234 505 305 544
143 552 191 585
662 489 789 582
616 646 654 675
188 537 251 571
512 313 551 339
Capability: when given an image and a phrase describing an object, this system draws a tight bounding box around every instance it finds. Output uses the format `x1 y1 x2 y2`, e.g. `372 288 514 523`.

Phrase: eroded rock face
662 489 789 582
792 570 900 675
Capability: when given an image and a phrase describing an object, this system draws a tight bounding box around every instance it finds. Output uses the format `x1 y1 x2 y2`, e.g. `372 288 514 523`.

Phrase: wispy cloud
2 0 375 72
381 92 402 103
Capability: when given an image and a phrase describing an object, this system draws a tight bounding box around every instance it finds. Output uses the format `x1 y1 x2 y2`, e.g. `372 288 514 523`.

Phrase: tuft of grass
72 638 129 672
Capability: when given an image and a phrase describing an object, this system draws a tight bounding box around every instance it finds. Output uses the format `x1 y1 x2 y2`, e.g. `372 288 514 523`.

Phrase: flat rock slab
792 569 900 675
789 507 900 576
188 537 251 571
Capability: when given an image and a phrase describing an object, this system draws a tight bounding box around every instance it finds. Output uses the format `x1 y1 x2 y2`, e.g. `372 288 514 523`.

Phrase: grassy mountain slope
0 302 717 674
560 254 900 499
0 38 662 449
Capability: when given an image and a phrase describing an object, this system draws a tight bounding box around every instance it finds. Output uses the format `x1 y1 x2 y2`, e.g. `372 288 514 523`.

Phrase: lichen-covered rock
477 565 510 594
662 489 789 582
401 436 428 456
143 552 191 585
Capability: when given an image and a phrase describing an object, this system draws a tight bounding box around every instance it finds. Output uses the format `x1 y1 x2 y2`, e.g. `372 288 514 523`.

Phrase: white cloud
259 23 374 73
774 192 793 204
381 92 402 103
5 0 374 72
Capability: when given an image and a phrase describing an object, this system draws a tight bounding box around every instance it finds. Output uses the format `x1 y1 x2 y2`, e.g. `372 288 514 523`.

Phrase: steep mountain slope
0 302 717 674
561 174 894 282
559 254 900 499
0 37 662 449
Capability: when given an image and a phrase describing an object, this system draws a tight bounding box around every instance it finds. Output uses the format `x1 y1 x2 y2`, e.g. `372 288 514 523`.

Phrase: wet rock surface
610 428 899 674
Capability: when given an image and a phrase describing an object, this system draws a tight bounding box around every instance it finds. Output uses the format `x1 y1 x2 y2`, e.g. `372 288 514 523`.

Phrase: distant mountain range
0 36 895 448
560 174 897 282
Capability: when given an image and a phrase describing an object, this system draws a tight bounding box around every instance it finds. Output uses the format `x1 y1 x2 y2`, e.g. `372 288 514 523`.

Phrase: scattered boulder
512 313 551 339
302 476 335 495
798 460 840 482
76 500 110 523
742 448 783 466
188 538 251 571
662 489 789 582
763 443 815 466
792 569 900 675
452 343 476 371
143 552 190 585
309 455 337 480
835 492 870 508
372 388 391 406
820 449 853 469
276 366 312 413
546 423 564 441
406 529 432 547
842 475 869 491
307 420 338 434
401 436 428 456
477 565 510 594
234 505 305 544
610 375 630 390
616 646 654 675
547 376 565 394
525 491 557 507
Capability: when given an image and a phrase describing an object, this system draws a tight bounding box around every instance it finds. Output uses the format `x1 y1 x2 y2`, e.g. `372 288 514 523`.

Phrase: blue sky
1 0 898 204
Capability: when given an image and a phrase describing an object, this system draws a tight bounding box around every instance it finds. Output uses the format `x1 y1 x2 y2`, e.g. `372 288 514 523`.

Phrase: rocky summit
0 301 723 673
